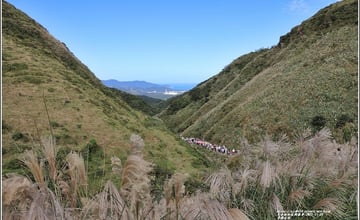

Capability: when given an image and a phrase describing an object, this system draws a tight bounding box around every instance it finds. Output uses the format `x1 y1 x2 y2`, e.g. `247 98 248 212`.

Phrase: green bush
189 85 210 101
150 164 174 202
311 115 326 131
167 95 190 114
11 131 29 142
23 75 43 84
2 159 31 177
2 62 28 72
55 132 78 145
336 114 353 128
55 146 72 169
50 121 62 128
81 139 103 160
342 123 356 143
12 131 23 141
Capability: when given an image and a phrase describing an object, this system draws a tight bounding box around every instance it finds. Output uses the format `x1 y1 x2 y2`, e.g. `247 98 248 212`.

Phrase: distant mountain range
102 79 196 100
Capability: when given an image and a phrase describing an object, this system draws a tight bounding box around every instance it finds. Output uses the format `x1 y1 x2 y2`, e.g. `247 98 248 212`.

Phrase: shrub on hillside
81 139 102 160
311 115 327 131
11 131 29 142
189 85 211 101
167 95 191 114
335 114 354 128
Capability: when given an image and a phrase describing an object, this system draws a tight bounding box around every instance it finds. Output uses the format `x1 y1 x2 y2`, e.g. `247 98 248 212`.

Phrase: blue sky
6 0 339 84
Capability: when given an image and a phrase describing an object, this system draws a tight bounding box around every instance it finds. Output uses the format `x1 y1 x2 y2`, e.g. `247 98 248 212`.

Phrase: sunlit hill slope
160 0 358 145
1 0 210 191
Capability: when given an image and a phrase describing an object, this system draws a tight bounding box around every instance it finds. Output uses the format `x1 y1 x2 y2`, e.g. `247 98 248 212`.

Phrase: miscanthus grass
2 128 357 219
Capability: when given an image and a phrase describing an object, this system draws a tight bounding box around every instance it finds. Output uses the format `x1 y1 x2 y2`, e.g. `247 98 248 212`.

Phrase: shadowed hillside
1 0 213 191
160 0 358 145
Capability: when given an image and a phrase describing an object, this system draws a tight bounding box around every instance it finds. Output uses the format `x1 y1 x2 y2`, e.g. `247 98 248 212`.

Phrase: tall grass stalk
260 160 274 189
21 150 45 185
81 181 131 219
164 173 188 220
206 167 233 204
41 136 57 182
120 134 154 220
66 152 87 207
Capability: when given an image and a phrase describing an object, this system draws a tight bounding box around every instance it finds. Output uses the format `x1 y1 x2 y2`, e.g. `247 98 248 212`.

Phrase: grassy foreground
3 129 357 219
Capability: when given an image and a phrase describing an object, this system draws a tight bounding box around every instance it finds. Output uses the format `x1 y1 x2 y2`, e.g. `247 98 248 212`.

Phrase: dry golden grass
27 186 64 220
206 167 233 203
81 181 131 220
120 134 153 213
3 129 356 220
233 168 256 196
163 173 188 220
41 136 57 182
85 134 252 220
238 198 255 216
260 160 274 189
130 133 145 156
111 156 123 177
287 188 312 207
66 151 87 207
20 150 44 185
203 128 357 219
120 135 155 219
271 193 284 212
121 155 153 189
2 174 65 220
260 135 279 158
2 174 33 206
179 193 235 220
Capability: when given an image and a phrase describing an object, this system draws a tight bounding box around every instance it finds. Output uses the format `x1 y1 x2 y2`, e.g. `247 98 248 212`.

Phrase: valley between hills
2 0 358 219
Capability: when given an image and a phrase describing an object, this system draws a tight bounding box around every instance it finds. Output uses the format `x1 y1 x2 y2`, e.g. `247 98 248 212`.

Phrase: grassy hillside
2 1 357 219
160 0 358 145
1 0 215 193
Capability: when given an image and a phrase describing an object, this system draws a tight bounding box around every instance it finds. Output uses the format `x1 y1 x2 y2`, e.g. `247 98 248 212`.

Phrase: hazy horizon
102 79 197 91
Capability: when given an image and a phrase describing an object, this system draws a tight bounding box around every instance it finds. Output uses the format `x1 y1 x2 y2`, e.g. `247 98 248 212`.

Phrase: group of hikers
181 137 238 155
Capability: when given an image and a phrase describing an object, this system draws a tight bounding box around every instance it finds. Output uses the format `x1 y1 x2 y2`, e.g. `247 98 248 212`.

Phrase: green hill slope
160 0 358 145
1 1 212 191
